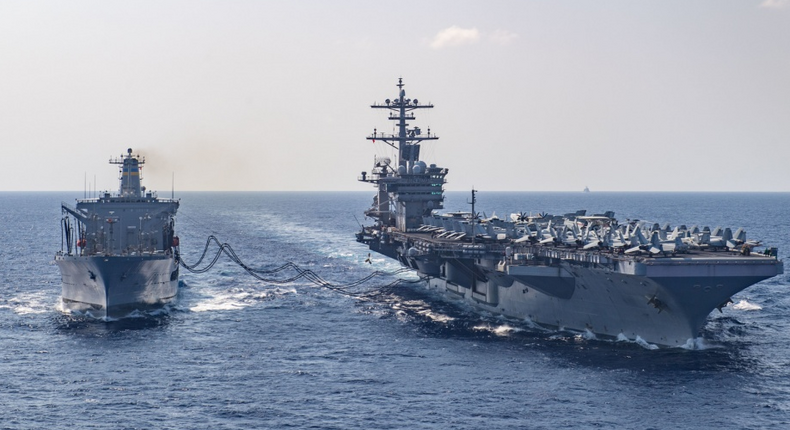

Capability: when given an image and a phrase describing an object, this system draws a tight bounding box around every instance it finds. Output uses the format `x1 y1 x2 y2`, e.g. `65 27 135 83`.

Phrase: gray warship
55 149 180 317
356 79 783 347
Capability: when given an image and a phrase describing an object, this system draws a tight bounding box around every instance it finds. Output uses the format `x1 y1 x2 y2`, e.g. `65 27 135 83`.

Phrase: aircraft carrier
356 79 784 347
55 149 180 317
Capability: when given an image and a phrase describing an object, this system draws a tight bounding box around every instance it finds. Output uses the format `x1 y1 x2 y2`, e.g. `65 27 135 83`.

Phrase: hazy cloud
489 29 518 45
760 0 789 8
430 26 480 49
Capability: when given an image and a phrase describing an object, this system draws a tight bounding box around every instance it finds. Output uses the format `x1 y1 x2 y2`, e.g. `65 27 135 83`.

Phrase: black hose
176 235 424 298
62 217 72 255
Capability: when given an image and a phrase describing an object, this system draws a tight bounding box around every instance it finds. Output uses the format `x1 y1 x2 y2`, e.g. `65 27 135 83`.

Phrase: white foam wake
186 286 296 313
0 292 55 315
616 333 659 350
732 299 762 311
615 333 718 350
472 323 523 336
679 337 720 350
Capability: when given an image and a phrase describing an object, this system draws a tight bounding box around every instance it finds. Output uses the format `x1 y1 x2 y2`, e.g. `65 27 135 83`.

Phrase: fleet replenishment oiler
56 149 180 317
356 79 783 347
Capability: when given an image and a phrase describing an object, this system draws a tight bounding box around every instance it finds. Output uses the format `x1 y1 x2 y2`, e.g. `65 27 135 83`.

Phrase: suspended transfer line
175 235 423 298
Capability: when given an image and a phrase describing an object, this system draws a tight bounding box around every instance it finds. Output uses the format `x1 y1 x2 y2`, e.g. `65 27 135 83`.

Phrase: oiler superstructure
357 80 784 347
55 149 180 317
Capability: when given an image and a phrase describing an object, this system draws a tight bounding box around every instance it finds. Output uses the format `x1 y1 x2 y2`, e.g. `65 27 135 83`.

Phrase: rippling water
1 191 789 429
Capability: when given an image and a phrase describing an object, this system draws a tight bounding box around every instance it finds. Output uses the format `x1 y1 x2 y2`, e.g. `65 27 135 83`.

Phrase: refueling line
176 235 423 298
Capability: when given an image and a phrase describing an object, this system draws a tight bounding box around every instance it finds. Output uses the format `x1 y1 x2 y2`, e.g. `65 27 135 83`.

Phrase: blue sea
1 191 789 429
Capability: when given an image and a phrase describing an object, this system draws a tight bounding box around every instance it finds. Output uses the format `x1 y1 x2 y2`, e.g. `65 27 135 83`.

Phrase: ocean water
1 191 790 429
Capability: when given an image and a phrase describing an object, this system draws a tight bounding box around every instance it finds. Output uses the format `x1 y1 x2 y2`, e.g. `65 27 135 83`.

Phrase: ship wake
0 291 55 315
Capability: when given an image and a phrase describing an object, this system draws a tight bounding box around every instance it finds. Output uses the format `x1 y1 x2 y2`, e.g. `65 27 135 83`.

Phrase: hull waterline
56 254 179 318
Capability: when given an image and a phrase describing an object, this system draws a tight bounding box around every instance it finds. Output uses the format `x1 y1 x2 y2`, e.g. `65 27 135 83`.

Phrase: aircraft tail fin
722 228 733 242
636 227 649 245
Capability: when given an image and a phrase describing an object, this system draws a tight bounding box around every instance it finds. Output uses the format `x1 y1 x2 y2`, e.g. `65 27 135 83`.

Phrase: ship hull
414 256 781 347
55 254 179 318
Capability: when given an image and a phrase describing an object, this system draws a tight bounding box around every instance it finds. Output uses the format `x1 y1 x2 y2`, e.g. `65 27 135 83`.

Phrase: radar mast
367 78 439 173
109 148 145 198
359 79 447 232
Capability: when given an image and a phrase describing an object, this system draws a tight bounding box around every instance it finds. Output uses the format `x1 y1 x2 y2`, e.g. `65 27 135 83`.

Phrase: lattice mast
368 78 438 172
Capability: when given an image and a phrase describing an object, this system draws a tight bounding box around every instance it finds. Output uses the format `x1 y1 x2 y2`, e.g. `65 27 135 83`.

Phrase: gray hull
427 257 779 346
55 254 179 318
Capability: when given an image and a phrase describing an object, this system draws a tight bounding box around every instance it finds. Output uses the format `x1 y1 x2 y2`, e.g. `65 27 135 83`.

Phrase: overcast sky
1 1 788 192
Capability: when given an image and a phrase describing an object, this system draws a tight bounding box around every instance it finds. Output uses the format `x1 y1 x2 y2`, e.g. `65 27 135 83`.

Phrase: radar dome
413 164 423 174
397 165 407 175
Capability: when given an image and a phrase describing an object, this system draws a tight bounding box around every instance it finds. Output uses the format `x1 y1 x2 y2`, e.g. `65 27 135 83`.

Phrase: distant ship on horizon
584 186 590 193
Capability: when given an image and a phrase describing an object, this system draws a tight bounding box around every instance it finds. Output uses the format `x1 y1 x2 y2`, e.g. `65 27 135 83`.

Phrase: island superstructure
356 79 783 346
56 149 180 317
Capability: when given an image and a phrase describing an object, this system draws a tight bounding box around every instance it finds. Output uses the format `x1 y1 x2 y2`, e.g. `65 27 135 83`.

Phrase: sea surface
1 191 790 429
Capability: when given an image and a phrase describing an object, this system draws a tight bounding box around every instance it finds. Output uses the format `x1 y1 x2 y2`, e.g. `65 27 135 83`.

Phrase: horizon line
2 189 789 194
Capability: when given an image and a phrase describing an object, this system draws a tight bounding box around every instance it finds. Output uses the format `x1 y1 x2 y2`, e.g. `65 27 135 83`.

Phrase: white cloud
489 29 518 45
760 0 789 8
430 26 480 49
